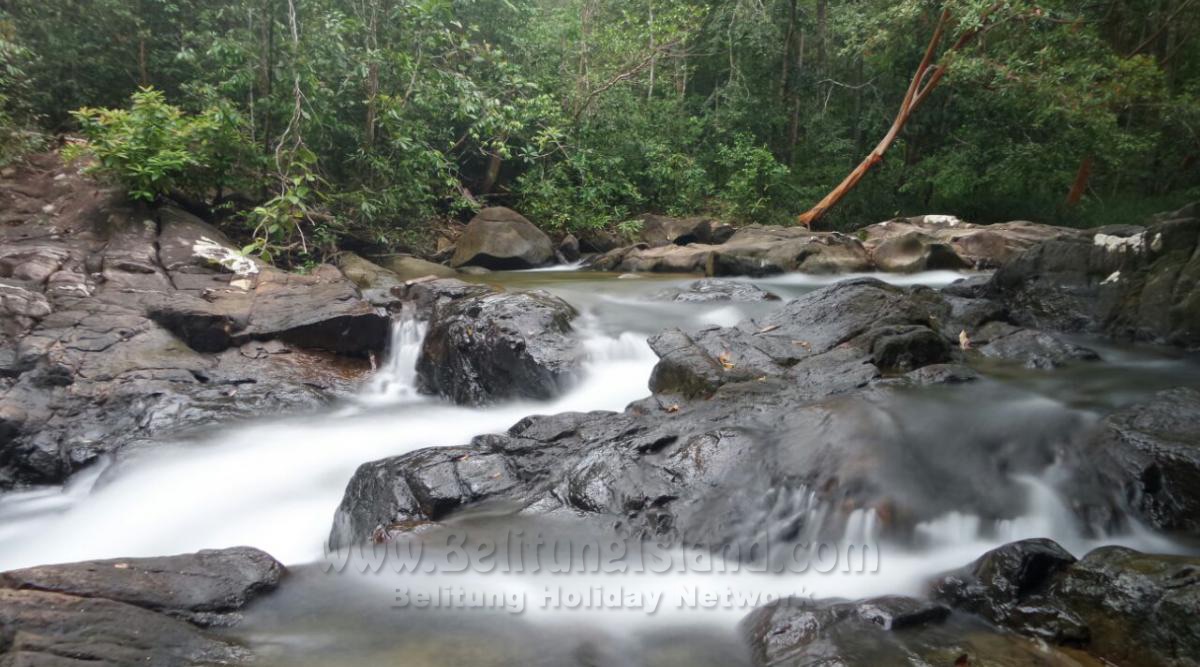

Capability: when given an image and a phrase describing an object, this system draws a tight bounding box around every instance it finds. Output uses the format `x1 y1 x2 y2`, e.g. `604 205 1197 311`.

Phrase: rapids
2 270 1198 666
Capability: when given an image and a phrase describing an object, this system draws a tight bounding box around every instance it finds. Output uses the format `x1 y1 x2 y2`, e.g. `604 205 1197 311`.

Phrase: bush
66 88 252 202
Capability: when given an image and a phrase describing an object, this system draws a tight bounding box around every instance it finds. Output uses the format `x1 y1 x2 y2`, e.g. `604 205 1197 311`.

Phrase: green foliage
3 0 1199 260
67 88 252 202
713 135 792 223
0 11 43 165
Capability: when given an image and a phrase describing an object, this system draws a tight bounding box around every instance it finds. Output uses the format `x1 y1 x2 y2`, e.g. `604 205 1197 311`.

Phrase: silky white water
0 271 1192 646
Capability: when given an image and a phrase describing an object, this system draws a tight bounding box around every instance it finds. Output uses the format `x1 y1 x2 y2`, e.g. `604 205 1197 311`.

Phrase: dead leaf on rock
665 404 681 413
717 351 735 369
756 324 780 335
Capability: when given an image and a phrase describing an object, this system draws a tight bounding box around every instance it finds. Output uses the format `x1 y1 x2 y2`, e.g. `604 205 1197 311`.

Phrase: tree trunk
1065 155 1093 207
364 0 380 149
797 7 992 228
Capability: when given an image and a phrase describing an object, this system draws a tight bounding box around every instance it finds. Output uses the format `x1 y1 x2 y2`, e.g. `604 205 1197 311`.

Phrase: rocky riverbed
2 157 1199 666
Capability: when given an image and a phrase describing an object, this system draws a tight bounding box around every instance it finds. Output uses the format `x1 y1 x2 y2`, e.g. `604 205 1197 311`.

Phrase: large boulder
0 547 284 627
589 226 871 276
0 156 382 488
857 215 1077 271
416 289 583 405
0 546 284 665
989 203 1200 347
1081 388 1200 538
932 539 1200 667
449 207 554 270
639 214 734 247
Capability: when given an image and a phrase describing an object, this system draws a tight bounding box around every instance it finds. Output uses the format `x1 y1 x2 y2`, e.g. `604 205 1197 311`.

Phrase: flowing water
1 270 1198 666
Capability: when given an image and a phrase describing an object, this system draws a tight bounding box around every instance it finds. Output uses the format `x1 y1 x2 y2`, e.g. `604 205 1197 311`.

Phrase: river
1 270 1197 666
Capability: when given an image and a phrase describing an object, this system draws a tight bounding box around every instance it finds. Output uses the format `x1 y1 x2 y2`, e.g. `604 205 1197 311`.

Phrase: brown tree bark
796 7 993 229
1065 155 1093 207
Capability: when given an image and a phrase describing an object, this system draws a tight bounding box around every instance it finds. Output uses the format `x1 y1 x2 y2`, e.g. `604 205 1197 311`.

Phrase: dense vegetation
1 0 1197 262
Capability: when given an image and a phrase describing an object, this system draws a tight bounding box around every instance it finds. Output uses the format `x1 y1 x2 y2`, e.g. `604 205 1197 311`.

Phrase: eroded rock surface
330 280 1110 551
932 538 1200 667
0 155 385 487
990 203 1200 347
0 547 284 666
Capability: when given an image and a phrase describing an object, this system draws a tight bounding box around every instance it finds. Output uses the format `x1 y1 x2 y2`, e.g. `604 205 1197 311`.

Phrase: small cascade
358 316 428 406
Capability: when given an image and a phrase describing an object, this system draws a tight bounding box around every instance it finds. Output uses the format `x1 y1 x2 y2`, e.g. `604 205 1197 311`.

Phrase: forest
1 0 1198 263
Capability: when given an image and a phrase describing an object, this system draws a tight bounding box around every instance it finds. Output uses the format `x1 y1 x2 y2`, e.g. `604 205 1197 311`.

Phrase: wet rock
0 157 380 488
331 280 1089 551
858 215 1076 271
557 233 581 263
149 265 389 357
977 327 1101 369
647 279 969 398
905 363 980 385
388 277 497 320
0 588 251 666
741 594 1090 667
449 207 554 270
649 278 781 303
0 547 284 627
930 538 1086 644
1049 546 1200 667
990 203 1200 347
416 290 583 405
1085 388 1200 538
932 539 1200 667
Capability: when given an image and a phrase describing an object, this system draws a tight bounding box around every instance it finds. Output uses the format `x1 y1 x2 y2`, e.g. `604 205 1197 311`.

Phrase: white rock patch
1102 271 1121 285
1093 232 1144 253
192 237 260 276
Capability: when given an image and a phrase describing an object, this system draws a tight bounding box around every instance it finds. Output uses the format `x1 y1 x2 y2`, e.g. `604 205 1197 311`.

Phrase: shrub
66 87 252 202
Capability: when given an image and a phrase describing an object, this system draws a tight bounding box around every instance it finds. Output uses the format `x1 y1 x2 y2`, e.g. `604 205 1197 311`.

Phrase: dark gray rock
557 233 581 263
0 588 250 666
741 594 1086 666
0 157 380 488
990 203 1200 348
449 207 554 270
649 278 781 303
330 280 1101 552
932 538 1200 667
1084 387 1200 538
0 547 284 627
977 327 1101 369
416 290 583 405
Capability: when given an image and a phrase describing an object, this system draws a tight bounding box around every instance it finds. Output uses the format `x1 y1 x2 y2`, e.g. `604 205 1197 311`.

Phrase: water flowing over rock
0 156 385 488
415 289 583 405
989 203 1200 347
648 278 781 303
449 207 555 270
0 547 283 665
931 538 1200 666
1082 387 1200 538
330 279 1110 550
